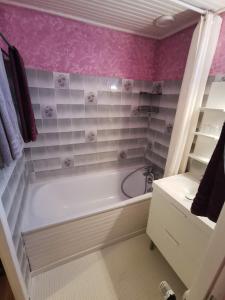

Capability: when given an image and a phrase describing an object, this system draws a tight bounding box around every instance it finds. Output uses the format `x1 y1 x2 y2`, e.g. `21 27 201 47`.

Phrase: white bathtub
23 166 151 231
22 166 152 274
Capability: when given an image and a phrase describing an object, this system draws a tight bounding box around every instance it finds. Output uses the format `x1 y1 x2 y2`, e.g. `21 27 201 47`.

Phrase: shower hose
121 165 154 199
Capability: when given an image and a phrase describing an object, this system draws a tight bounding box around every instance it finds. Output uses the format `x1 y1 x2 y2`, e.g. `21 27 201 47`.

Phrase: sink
154 173 199 207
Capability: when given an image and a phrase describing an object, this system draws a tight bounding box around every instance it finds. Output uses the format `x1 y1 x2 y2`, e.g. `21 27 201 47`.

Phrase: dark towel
191 123 225 222
8 46 37 142
3 56 22 132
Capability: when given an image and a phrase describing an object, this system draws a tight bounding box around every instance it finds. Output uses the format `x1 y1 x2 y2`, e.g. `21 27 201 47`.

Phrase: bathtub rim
22 194 151 235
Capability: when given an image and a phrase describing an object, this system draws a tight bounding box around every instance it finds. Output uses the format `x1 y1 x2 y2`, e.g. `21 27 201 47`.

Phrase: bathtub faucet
143 165 153 177
121 165 155 198
143 166 154 193
147 173 154 192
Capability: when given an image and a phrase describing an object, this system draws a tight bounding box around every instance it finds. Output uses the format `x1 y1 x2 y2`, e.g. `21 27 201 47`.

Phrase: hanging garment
3 55 22 133
9 46 37 142
191 123 225 222
0 51 23 165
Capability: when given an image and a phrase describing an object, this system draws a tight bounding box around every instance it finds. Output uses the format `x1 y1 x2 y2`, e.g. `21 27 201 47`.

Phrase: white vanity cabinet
146 173 215 288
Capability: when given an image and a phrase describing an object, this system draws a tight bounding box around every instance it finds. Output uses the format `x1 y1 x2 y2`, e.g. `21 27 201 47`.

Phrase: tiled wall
0 155 31 291
146 80 181 178
0 66 181 299
24 68 180 179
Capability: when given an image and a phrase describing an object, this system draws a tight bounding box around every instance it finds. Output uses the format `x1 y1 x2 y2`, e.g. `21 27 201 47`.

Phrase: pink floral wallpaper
210 12 225 75
1 4 225 81
154 13 225 80
0 4 157 81
154 26 195 81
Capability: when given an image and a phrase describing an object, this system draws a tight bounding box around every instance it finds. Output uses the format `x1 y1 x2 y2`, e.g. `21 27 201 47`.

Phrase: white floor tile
31 234 186 300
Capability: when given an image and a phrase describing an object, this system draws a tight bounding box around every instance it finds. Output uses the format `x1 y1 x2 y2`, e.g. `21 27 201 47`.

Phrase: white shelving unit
188 153 209 165
200 107 225 113
194 131 219 140
188 81 225 175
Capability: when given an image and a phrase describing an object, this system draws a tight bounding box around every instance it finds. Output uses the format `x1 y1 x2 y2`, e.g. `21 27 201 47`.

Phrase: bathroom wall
0 3 225 296
146 80 181 177
155 12 225 80
0 3 196 82
0 155 31 290
22 68 180 179
0 5 185 282
0 3 187 179
0 3 156 81
154 26 195 81
25 69 151 179
2 4 225 81
210 12 225 75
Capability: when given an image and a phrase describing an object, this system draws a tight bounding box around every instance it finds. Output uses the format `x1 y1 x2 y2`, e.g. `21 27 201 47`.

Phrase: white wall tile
39 88 55 103
70 90 84 104
26 69 38 87
26 68 181 176
69 74 84 90
55 89 71 104
37 70 54 88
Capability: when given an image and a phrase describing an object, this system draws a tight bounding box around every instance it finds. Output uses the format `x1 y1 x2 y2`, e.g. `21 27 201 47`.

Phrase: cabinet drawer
148 188 210 260
149 219 197 288
148 189 187 244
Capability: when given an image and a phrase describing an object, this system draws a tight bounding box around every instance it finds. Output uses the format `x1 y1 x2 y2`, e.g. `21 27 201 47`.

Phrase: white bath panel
22 200 150 273
31 234 186 300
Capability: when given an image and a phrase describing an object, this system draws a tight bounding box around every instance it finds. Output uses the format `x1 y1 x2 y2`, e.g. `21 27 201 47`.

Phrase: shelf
147 138 169 148
158 106 176 111
200 107 225 113
145 154 165 170
148 126 166 135
194 131 219 140
188 153 209 165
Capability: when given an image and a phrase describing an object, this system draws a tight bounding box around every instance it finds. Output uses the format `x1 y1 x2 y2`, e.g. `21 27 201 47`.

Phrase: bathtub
22 166 151 274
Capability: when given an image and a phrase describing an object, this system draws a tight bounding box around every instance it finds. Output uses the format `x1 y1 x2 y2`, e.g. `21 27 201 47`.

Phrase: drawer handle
165 229 180 246
169 202 187 218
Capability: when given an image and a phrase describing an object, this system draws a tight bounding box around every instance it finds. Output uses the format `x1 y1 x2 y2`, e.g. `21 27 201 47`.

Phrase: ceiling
184 0 225 11
2 0 225 39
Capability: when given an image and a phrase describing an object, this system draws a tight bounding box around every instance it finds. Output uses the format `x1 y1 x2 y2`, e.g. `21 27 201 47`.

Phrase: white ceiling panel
2 0 225 39
183 0 225 11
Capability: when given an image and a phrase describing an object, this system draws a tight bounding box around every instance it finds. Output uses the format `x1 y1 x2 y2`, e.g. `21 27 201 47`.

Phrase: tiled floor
31 234 186 300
